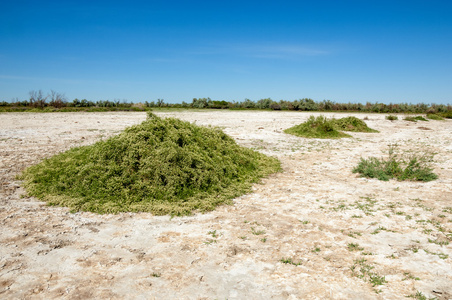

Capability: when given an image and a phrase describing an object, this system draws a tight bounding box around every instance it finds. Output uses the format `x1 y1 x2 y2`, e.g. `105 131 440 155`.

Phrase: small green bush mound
445 112 452 119
285 115 377 138
386 115 398 121
404 116 428 122
353 146 437 182
331 116 379 132
284 115 351 139
427 114 444 120
415 116 428 121
440 111 452 119
20 112 281 215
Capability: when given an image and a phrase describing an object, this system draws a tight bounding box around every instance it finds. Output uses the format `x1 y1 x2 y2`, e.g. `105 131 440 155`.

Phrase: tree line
1 90 134 109
1 90 451 115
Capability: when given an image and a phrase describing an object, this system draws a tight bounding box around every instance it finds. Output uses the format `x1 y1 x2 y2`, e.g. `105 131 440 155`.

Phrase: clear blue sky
1 0 451 104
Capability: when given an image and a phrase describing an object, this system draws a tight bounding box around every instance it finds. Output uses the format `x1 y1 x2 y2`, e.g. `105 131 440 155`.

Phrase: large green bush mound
20 113 281 215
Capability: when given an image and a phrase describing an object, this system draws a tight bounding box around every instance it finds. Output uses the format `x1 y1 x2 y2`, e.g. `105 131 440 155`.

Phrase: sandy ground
0 110 451 300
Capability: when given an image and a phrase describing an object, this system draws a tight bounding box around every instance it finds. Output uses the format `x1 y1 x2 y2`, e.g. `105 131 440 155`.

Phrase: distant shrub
255 98 273 109
427 114 444 120
353 145 437 182
270 103 281 110
241 98 255 109
284 115 351 139
20 112 281 215
294 98 318 111
192 97 210 108
441 111 452 119
386 115 398 121
414 116 428 121
404 116 428 122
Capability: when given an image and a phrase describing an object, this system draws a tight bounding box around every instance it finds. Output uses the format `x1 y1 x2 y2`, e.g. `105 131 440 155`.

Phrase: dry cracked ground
0 110 451 299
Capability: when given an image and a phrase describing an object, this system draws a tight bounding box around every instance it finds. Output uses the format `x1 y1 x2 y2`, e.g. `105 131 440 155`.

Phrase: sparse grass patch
204 239 217 245
280 258 302 266
353 197 377 215
20 112 281 215
411 199 434 211
386 115 398 120
410 246 420 253
353 145 437 182
348 231 362 238
371 226 388 235
421 248 449 259
350 258 387 287
406 291 436 300
250 227 266 235
427 238 449 246
348 243 364 251
331 203 349 212
442 207 452 214
208 230 219 238
402 272 420 281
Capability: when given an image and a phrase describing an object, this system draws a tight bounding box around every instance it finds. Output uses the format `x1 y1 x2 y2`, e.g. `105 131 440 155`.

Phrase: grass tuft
280 258 302 266
353 145 437 182
20 112 281 215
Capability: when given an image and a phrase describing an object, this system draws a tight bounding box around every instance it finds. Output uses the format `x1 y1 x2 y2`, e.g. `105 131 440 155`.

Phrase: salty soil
0 111 451 299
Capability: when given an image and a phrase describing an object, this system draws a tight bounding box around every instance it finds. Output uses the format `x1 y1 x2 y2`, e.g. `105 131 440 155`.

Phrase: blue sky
1 0 451 104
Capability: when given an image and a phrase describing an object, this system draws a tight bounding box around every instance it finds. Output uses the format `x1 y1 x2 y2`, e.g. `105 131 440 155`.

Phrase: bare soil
0 111 451 299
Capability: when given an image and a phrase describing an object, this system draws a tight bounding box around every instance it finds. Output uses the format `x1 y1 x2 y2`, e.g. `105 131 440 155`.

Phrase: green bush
404 116 428 122
353 145 437 182
386 115 398 121
427 114 444 120
331 116 379 132
20 112 281 215
284 115 351 139
440 111 452 119
285 115 378 139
